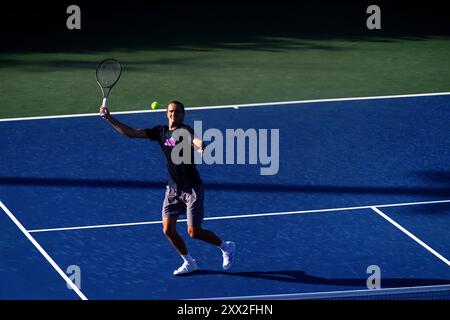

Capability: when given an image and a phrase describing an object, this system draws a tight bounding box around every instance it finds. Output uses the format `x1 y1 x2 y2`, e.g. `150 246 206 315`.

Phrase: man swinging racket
99 101 236 276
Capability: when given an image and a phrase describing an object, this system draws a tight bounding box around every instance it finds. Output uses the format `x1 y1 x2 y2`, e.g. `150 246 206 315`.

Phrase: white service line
27 199 450 234
1 91 449 122
28 219 165 233
0 201 88 300
371 206 450 267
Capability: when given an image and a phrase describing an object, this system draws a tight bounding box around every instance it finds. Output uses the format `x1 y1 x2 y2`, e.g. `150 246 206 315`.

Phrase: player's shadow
185 269 450 288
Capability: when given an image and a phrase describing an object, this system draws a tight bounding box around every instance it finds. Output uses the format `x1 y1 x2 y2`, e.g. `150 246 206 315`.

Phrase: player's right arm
100 106 147 139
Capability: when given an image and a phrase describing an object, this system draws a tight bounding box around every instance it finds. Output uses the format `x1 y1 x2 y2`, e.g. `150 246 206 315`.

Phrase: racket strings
96 60 121 88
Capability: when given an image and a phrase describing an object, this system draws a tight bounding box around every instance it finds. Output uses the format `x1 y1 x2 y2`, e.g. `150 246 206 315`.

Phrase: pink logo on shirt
164 137 177 147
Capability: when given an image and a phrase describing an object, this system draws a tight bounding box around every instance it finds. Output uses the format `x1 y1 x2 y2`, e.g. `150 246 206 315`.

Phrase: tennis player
99 101 236 276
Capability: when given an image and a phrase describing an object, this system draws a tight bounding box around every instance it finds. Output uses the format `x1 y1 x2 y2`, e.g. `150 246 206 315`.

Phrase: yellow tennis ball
151 101 159 110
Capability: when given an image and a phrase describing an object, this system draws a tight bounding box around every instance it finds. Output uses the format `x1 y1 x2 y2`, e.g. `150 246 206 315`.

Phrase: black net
276 285 450 300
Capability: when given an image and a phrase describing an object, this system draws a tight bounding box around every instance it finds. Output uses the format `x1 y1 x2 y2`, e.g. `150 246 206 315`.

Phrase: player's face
167 103 184 126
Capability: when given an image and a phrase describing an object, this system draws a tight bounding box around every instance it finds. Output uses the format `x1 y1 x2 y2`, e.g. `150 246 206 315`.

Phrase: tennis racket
96 59 122 116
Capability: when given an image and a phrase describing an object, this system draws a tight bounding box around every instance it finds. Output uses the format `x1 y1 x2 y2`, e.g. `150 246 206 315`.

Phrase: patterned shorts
162 183 204 226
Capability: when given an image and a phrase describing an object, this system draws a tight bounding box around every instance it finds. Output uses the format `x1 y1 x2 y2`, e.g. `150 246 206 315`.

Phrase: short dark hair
167 100 185 113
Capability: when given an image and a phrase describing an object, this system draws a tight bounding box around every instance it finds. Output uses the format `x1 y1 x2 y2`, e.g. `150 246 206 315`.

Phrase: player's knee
163 225 175 238
188 227 200 239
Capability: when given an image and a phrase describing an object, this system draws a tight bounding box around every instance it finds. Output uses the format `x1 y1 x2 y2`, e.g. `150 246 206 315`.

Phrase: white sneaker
221 241 236 271
173 260 198 276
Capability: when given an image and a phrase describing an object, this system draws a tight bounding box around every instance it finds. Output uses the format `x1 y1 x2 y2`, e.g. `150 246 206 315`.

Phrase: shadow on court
1 176 450 197
183 269 450 288
417 171 450 184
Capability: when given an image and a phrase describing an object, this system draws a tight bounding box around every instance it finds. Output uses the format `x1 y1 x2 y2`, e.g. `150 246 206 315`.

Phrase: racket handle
100 98 107 117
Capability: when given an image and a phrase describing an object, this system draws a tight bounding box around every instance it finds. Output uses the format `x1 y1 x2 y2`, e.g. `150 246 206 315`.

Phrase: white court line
0 201 88 300
371 206 450 267
28 219 165 233
1 91 449 122
27 199 450 233
192 284 450 300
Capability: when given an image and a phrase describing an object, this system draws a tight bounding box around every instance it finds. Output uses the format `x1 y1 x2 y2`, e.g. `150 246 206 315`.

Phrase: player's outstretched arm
100 106 147 139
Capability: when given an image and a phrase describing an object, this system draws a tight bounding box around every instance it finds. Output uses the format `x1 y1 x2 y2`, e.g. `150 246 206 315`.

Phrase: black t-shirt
145 124 202 188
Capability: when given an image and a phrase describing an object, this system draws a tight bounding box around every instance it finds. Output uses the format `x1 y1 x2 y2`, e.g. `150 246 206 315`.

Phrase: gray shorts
162 183 204 226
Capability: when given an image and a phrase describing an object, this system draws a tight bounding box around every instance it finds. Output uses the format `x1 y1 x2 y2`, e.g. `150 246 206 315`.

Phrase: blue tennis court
1 93 450 300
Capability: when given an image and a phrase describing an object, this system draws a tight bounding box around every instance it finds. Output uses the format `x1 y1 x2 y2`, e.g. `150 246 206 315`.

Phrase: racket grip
100 98 108 117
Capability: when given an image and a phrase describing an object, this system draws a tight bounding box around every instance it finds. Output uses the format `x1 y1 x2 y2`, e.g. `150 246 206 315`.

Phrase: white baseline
1 91 449 122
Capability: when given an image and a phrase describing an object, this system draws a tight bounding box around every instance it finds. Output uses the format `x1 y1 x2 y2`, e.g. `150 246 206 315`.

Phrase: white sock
181 254 194 263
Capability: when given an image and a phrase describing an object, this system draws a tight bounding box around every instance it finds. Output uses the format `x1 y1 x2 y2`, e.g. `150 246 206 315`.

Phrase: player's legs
162 215 187 255
184 183 236 271
162 185 198 275
162 185 189 255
